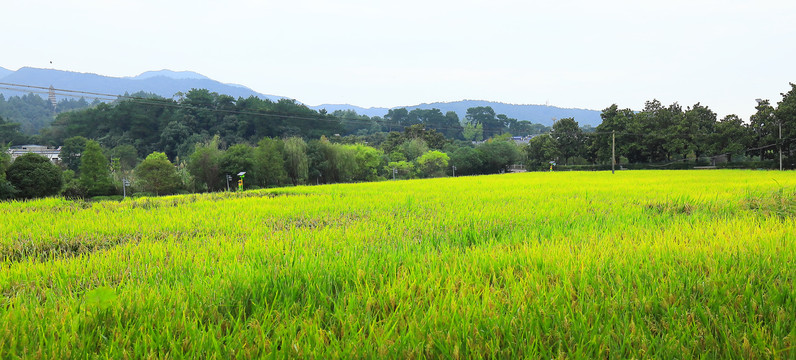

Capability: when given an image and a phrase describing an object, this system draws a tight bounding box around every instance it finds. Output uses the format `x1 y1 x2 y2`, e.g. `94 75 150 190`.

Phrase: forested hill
0 67 284 103
311 100 601 127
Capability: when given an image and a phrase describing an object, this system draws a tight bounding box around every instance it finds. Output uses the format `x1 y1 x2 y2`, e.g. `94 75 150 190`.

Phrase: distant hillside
0 66 12 79
1 66 603 128
128 70 210 81
310 100 602 127
0 67 284 102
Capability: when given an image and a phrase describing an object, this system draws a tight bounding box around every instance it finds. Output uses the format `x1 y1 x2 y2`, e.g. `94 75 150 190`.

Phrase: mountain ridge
0 67 284 102
0 66 602 127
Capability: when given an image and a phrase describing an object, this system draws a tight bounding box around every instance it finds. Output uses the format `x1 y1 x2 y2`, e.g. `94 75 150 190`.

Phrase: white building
7 145 61 163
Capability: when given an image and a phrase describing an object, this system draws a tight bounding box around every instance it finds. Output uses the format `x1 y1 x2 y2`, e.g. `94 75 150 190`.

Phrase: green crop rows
1 170 794 358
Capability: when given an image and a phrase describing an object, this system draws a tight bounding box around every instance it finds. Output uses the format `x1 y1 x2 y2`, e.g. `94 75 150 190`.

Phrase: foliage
386 160 414 179
462 122 484 142
524 134 559 169
0 115 27 145
219 144 255 187
253 137 288 188
551 117 583 165
477 140 522 174
134 152 182 195
5 153 63 199
416 150 449 178
283 137 308 186
60 136 88 172
447 146 484 176
187 136 223 192
79 140 114 197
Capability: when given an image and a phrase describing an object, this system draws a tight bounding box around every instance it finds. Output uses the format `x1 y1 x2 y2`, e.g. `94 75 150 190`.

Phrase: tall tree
0 143 17 199
283 137 308 186
749 99 777 160
525 135 559 170
708 115 752 161
551 118 584 165
219 144 255 186
775 83 796 167
79 140 114 196
253 137 288 187
0 115 27 145
60 136 88 172
187 135 223 192
591 104 632 164
465 106 505 138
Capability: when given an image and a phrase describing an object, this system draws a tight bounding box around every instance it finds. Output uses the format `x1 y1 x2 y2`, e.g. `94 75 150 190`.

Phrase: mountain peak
131 70 210 81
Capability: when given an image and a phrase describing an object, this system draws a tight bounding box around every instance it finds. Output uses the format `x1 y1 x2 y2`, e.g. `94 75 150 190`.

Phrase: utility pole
612 130 616 174
779 120 783 171
226 174 231 192
452 165 456 177
122 178 130 199
392 168 397 180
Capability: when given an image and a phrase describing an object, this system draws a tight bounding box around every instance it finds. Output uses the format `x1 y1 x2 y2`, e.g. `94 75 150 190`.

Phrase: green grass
1 170 795 358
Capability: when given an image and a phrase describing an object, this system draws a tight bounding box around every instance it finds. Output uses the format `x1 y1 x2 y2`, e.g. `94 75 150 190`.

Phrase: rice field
1 170 795 358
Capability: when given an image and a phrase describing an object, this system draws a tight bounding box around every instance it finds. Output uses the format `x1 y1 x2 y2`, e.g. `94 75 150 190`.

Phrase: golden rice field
1 170 795 358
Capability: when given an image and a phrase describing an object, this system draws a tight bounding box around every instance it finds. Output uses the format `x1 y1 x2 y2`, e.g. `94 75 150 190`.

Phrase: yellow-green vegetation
1 170 795 358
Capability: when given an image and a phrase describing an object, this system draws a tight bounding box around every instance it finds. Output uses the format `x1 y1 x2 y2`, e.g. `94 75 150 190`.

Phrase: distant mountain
0 67 284 102
0 66 603 127
311 100 602 127
0 66 12 79
128 69 210 81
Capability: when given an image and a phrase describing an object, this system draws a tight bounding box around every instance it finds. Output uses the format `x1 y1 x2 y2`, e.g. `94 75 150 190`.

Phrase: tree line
1 83 795 200
525 84 796 169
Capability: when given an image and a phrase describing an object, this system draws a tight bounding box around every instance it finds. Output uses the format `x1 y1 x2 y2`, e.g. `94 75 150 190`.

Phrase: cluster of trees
525 83 796 168
0 93 96 136
2 83 795 201
34 90 549 162
0 123 526 200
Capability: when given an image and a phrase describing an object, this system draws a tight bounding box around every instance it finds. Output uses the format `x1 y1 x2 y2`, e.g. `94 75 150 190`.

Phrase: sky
4 0 796 120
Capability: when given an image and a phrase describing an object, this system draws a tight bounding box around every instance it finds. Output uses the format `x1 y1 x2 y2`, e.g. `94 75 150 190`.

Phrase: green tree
135 152 182 195
462 122 484 142
60 136 88 172
775 83 796 167
399 138 429 162
551 118 584 165
348 144 384 181
284 137 308 186
6 153 63 199
525 135 560 170
0 115 27 145
708 115 752 161
187 136 224 192
109 144 139 172
749 99 777 161
591 104 632 164
447 146 484 176
416 150 450 178
219 144 255 187
253 137 288 187
465 106 505 138
0 144 17 199
478 140 522 173
79 140 114 196
386 160 414 179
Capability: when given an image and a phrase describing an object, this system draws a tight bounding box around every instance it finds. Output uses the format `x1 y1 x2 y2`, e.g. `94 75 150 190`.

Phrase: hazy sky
5 0 796 120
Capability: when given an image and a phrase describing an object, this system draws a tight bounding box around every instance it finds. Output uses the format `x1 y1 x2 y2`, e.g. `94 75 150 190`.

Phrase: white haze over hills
0 66 603 126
